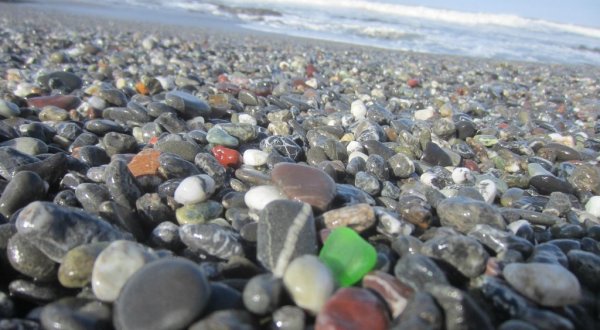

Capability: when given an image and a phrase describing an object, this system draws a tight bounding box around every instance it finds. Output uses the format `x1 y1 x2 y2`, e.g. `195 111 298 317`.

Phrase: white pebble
238 113 257 126
414 108 435 121
420 172 437 187
477 179 497 204
348 151 369 162
305 78 318 89
283 255 335 314
451 167 472 184
243 149 269 167
244 185 287 211
507 220 531 235
351 100 367 120
346 141 364 154
174 174 215 205
585 196 600 217
92 240 158 302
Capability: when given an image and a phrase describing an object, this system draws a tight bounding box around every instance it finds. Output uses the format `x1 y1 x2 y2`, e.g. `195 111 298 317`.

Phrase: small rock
271 163 336 211
173 174 216 205
58 242 109 288
243 273 284 315
315 287 389 330
283 255 335 314
179 223 244 260
362 270 414 318
321 203 376 233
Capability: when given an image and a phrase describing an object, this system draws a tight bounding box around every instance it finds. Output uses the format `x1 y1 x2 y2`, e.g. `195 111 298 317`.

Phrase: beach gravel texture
0 2 600 329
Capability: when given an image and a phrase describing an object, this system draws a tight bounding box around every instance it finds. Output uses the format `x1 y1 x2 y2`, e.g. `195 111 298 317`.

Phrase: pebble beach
1 1 600 329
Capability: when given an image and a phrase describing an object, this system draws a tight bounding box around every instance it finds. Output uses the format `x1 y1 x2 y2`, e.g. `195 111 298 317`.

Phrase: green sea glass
319 227 377 287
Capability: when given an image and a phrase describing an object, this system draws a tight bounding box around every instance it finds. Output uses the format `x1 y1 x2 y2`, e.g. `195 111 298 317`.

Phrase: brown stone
362 271 414 318
315 287 389 330
127 149 161 177
322 203 375 233
271 163 336 212
27 95 81 110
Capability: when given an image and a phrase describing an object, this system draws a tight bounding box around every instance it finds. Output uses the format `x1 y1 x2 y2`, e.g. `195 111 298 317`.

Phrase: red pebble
306 63 317 78
497 122 509 129
407 78 420 88
211 145 241 168
27 95 81 110
217 74 229 83
462 159 480 173
316 287 389 330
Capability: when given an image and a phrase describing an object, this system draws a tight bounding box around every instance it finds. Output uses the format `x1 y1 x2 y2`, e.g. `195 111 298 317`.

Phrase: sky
389 0 600 28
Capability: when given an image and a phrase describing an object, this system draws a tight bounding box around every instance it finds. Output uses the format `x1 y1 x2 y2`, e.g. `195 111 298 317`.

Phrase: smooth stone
530 242 568 266
394 254 448 291
217 123 257 143
351 99 367 119
321 203 376 233
421 235 489 278
16 152 69 189
257 200 318 276
176 200 223 225
362 270 414 319
0 147 38 180
319 227 377 287
84 119 127 135
206 126 239 147
203 282 244 315
243 149 269 166
40 297 112 330
396 195 433 229
426 284 493 330
567 250 600 290
235 167 271 186
0 137 47 156
354 171 381 195
7 233 57 282
155 139 202 162
173 174 216 205
271 163 336 212
584 196 600 217
271 306 305 330
283 255 335 314
158 152 201 179
392 291 443 330
15 201 130 262
195 153 227 187
104 159 142 209
102 132 138 156
0 171 47 218
37 71 82 92
387 153 415 178
114 257 211 330
27 94 81 110
92 240 158 302
39 105 69 121
8 279 69 303
421 142 453 167
149 221 183 251
188 310 256 330
315 287 389 330
98 89 128 106
179 223 244 260
98 201 146 242
436 197 506 233
74 183 110 214
243 273 284 315
0 100 21 118
244 185 287 211
503 262 581 306
73 145 110 167
211 145 241 168
165 90 211 118
58 242 109 288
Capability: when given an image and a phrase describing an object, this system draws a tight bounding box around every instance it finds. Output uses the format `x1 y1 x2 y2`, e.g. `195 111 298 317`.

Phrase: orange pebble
135 82 149 95
127 149 161 177
211 145 241 168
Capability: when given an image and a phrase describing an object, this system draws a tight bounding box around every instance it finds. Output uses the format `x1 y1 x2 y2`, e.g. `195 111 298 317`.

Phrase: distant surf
71 0 600 65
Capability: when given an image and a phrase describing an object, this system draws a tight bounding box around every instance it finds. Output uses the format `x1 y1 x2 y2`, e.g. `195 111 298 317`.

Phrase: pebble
179 223 244 260
421 235 489 278
91 240 158 302
7 233 57 282
394 254 448 290
271 306 305 330
257 200 317 276
243 149 269 166
319 227 377 287
212 145 242 168
40 297 112 330
283 255 335 314
271 162 336 211
176 200 223 225
15 201 130 262
114 257 211 330
173 174 216 205
58 242 109 288
503 262 581 306
315 287 389 330
104 159 142 208
321 203 376 232
165 90 211 119
436 197 506 233
0 171 47 218
362 270 414 318
244 185 286 211
567 249 600 290
242 273 283 315
427 284 493 330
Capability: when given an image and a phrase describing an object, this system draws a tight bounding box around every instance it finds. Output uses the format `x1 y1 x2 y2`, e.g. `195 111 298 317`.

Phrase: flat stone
503 262 581 307
0 137 47 156
206 125 239 147
319 227 377 287
155 139 202 162
15 201 130 262
164 90 211 119
257 200 318 276
422 142 453 167
92 240 158 302
321 203 375 233
114 257 211 330
127 149 161 177
271 163 336 212
0 171 47 218
436 197 506 233
26 95 81 110
283 255 335 314
315 287 389 330
58 242 109 288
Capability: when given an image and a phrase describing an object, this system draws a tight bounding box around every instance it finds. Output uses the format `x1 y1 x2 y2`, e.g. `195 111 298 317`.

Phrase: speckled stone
321 203 376 233
58 242 109 288
179 223 244 260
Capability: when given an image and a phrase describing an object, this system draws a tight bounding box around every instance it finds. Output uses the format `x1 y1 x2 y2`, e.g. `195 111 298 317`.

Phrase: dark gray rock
7 233 57 282
0 171 47 218
40 297 112 330
436 197 505 233
394 254 448 291
104 159 142 209
243 273 284 315
75 183 111 214
426 284 493 330
180 223 244 260
421 235 489 278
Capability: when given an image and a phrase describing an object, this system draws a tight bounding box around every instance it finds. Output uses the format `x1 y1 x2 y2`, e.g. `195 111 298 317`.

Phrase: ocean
71 0 600 66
